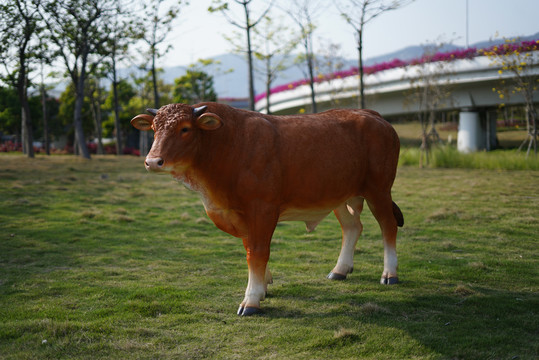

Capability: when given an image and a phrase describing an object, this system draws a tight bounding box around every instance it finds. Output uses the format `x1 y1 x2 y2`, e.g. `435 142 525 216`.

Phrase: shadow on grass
260 280 538 359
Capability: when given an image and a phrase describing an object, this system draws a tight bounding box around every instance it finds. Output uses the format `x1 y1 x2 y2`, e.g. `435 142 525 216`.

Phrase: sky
159 0 539 68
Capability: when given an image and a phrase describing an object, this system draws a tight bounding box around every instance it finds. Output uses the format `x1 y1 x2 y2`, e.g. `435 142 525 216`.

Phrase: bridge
254 45 539 152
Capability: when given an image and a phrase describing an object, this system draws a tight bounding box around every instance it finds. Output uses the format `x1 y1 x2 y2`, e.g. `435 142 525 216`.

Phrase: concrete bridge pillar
457 109 497 153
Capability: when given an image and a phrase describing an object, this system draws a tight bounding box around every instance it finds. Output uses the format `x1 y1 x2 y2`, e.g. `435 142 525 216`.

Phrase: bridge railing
255 39 539 115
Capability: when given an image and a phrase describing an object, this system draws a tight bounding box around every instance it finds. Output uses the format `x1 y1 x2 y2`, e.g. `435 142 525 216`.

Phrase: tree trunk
18 57 34 157
420 131 428 168
428 110 441 144
112 61 123 155
74 63 91 159
244 4 255 111
41 83 50 155
419 110 429 168
151 46 160 109
74 135 79 156
304 32 317 113
525 104 537 157
90 82 104 155
139 131 149 157
307 52 317 113
20 89 34 158
265 57 272 115
246 30 256 111
96 85 104 155
21 111 27 155
74 96 90 159
91 108 104 155
533 108 537 156
357 28 365 109
265 76 272 114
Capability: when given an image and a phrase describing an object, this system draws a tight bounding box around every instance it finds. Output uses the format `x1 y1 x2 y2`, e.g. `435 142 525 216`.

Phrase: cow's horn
146 108 158 116
193 105 208 117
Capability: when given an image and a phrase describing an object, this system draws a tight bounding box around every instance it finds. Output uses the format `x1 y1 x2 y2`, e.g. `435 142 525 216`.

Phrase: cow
131 102 403 316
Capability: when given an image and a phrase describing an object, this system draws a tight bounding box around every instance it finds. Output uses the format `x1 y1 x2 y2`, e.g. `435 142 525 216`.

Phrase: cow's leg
238 205 278 316
328 197 364 280
238 238 272 316
366 194 399 285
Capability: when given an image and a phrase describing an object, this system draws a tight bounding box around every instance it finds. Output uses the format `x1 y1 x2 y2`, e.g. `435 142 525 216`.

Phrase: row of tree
0 0 414 159
210 0 413 112
0 0 189 159
0 63 218 153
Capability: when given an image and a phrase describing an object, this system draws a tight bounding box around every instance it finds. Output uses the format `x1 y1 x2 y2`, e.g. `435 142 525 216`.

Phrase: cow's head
130 103 223 173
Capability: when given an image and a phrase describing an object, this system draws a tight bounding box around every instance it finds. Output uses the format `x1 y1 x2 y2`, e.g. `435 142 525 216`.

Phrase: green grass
1 155 538 359
399 146 539 170
392 121 529 149
392 121 539 170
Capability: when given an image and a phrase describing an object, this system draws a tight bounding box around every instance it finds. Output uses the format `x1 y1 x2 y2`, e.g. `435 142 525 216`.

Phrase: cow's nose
145 157 164 171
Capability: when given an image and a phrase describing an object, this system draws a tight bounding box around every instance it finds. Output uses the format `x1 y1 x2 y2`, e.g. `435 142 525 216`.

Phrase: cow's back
267 109 400 209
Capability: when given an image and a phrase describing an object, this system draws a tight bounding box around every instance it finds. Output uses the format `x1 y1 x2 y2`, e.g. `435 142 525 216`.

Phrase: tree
86 76 106 154
173 60 218 104
58 82 94 153
129 68 173 156
285 0 325 113
336 0 413 109
252 15 298 114
139 0 186 110
404 43 455 167
102 78 136 142
482 39 539 157
38 37 53 155
129 71 153 157
102 0 138 155
40 0 116 159
0 86 22 137
0 0 43 158
209 0 273 111
315 38 347 108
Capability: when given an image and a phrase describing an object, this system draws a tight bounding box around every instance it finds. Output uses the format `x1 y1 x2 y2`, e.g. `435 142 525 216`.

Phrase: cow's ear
131 114 154 131
196 113 223 131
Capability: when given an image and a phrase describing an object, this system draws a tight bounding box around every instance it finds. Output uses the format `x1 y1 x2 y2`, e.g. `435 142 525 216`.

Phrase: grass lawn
392 121 530 149
1 154 538 359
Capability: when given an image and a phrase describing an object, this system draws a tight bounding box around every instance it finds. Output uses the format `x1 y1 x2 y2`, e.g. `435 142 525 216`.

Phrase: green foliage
0 85 59 140
58 83 92 132
0 155 538 359
0 87 21 134
102 79 136 138
173 69 217 104
208 0 228 13
0 0 44 85
139 0 187 108
481 38 539 104
481 38 539 156
399 146 539 170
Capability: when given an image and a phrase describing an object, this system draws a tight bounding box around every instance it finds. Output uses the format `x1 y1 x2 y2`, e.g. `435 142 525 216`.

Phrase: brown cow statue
131 102 403 316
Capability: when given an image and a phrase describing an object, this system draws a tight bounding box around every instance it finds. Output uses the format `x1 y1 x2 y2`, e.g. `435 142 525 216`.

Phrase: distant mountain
364 32 539 66
160 53 351 99
160 53 355 99
363 44 461 66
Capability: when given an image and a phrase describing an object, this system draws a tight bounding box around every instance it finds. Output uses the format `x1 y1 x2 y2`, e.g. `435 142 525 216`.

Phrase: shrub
399 146 539 170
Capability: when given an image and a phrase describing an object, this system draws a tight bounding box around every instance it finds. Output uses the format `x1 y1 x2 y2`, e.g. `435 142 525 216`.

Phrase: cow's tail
392 201 404 227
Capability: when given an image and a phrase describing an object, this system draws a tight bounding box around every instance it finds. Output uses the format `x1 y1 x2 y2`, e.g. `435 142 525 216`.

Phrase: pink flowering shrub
255 39 538 103
0 141 21 152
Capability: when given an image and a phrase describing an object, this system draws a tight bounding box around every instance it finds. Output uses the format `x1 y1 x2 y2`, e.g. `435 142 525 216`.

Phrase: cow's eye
180 127 190 134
